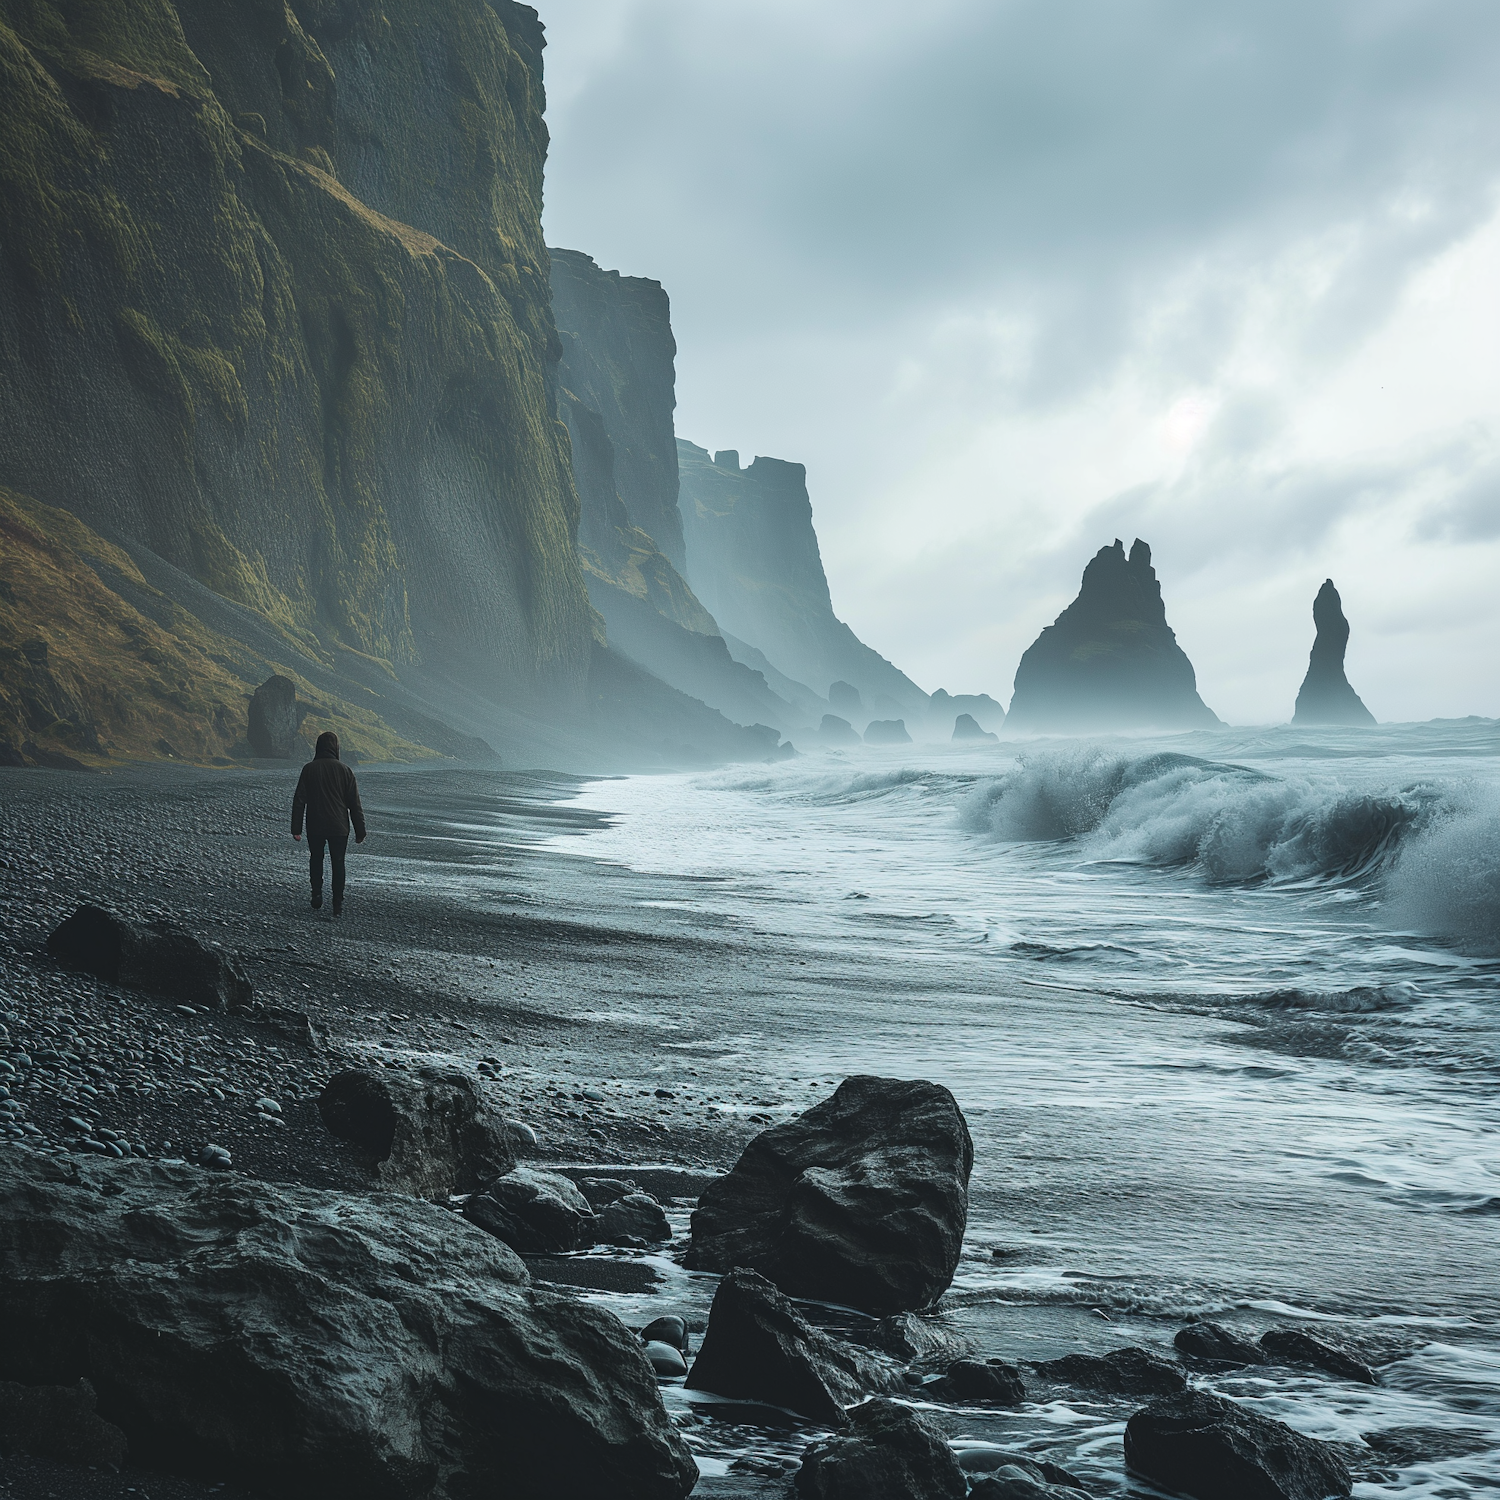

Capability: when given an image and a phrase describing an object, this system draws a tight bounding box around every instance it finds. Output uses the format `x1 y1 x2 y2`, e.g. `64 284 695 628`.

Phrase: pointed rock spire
1292 580 1375 726
1006 538 1220 732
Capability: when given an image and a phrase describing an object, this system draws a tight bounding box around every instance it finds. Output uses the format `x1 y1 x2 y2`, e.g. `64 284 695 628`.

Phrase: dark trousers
309 833 348 902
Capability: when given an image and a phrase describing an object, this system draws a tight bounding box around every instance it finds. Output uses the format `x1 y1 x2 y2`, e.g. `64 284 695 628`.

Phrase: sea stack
1292 581 1375 726
1006 539 1220 733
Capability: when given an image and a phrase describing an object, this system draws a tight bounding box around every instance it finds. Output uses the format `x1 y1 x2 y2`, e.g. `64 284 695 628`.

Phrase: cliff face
677 441 927 713
1006 539 1220 732
0 0 593 738
1292 580 1375 726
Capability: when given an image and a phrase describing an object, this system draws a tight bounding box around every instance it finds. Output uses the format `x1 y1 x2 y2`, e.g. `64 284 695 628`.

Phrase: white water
525 720 1500 1494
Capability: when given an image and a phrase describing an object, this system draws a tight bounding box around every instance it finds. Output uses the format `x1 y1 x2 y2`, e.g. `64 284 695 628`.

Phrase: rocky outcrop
952 713 998 743
685 1075 973 1313
0 1148 696 1500
792 1398 967 1500
1006 540 1221 732
683 1267 898 1424
819 714 862 745
678 442 927 714
930 1359 1027 1405
1124 1389 1352 1500
47 905 253 1010
0 0 594 749
464 1166 596 1254
864 719 912 745
928 690 1005 736
1292 581 1375 726
1033 1347 1186 1397
247 675 301 757
1174 1322 1267 1366
969 1468 1092 1500
595 1192 672 1246
1259 1327 1379 1384
317 1067 518 1200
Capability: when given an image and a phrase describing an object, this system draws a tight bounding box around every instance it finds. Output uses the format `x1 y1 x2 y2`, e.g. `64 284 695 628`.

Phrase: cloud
538 0 1500 720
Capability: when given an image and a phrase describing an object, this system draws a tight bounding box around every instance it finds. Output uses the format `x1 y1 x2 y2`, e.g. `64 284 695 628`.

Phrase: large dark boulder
464 1167 596 1253
247 675 301 757
1006 538 1221 732
683 1268 898 1425
318 1067 519 1199
685 1075 973 1314
930 1358 1026 1406
1125 1389 1352 1500
1260 1327 1379 1385
47 905 253 1010
1033 1347 1186 1396
1292 581 1375 726
595 1191 672 1246
792 1397 966 1500
0 1148 696 1500
1175 1321 1268 1366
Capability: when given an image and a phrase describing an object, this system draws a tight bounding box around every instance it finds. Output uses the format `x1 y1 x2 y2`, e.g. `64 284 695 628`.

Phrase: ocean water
436 722 1500 1494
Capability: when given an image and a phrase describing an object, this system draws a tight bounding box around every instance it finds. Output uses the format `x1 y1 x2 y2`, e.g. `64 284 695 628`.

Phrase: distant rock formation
818 714 861 746
864 720 912 745
927 689 1004 737
828 681 864 716
677 442 927 715
952 714 998 743
1292 581 1375 726
1006 539 1221 733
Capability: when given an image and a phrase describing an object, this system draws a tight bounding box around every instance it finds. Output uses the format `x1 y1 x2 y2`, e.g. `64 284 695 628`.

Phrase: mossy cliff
677 441 927 715
0 0 593 739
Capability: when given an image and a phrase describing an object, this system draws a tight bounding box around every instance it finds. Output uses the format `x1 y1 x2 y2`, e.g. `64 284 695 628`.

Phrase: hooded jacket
291 745 366 841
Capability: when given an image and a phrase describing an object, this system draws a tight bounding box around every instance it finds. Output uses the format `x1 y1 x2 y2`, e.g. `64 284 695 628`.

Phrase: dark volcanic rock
868 1312 967 1367
863 719 912 745
0 1148 696 1500
640 1316 691 1355
47 905 253 1010
1175 1321 1268 1366
818 714 862 746
595 1191 672 1245
1292 581 1376 726
247 676 300 758
969 1461 1092 1500
1033 1346 1186 1396
1260 1327 1379 1384
317 1066 519 1199
464 1166 596 1253
685 1075 973 1314
0 1378 128 1468
792 1397 966 1500
1006 539 1220 732
683 1268 898 1425
952 713 998 743
1125 1388 1353 1500
930 1358 1026 1406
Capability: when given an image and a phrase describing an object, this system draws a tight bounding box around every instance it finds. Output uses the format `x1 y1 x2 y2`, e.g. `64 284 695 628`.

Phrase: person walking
291 731 366 915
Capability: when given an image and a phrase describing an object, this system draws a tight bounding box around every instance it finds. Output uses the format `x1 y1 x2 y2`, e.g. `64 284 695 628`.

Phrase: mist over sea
504 719 1500 1494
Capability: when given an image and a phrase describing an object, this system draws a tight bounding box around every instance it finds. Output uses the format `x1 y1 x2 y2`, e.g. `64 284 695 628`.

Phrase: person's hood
314 746 339 759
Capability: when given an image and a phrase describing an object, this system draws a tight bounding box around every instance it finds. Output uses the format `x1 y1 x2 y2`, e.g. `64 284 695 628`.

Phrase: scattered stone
685 1075 973 1314
1260 1327 1379 1385
0 1378 128 1468
255 1097 282 1114
1125 1388 1353 1500
317 1066 519 1199
0 1148 697 1499
1175 1321 1268 1366
644 1341 688 1377
1033 1347 1186 1396
464 1166 596 1253
47 905 253 1010
198 1143 232 1170
792 1397 966 1499
930 1358 1026 1406
595 1191 671 1245
683 1267 899 1425
247 675 300 758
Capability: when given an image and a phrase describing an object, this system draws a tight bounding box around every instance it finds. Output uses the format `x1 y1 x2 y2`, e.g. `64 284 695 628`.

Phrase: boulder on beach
1174 1321 1267 1367
819 714 863 746
1033 1347 1186 1396
0 1378 128 1468
683 1267 898 1425
685 1075 973 1314
317 1066 520 1199
869 1312 968 1368
46 905 253 1011
792 1397 967 1500
247 675 301 758
969 1465 1092 1500
863 719 912 745
1292 581 1375 726
1260 1326 1379 1385
0 1148 697 1500
1124 1388 1352 1500
595 1191 672 1246
952 713 998 743
930 1358 1026 1406
464 1166 596 1253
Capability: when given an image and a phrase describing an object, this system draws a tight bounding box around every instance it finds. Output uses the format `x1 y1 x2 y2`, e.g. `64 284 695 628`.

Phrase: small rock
930 1358 1026 1406
643 1341 688 1377
199 1144 232 1170
595 1192 671 1246
640 1316 690 1354
581 1089 605 1103
464 1167 596 1253
1033 1346 1185 1396
1174 1321 1267 1366
654 1089 675 1099
255 1097 282 1114
968 1465 1092 1500
1260 1327 1379 1385
792 1397 965 1499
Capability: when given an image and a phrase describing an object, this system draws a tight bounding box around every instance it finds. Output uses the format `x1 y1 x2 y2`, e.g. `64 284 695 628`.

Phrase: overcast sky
538 0 1500 723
